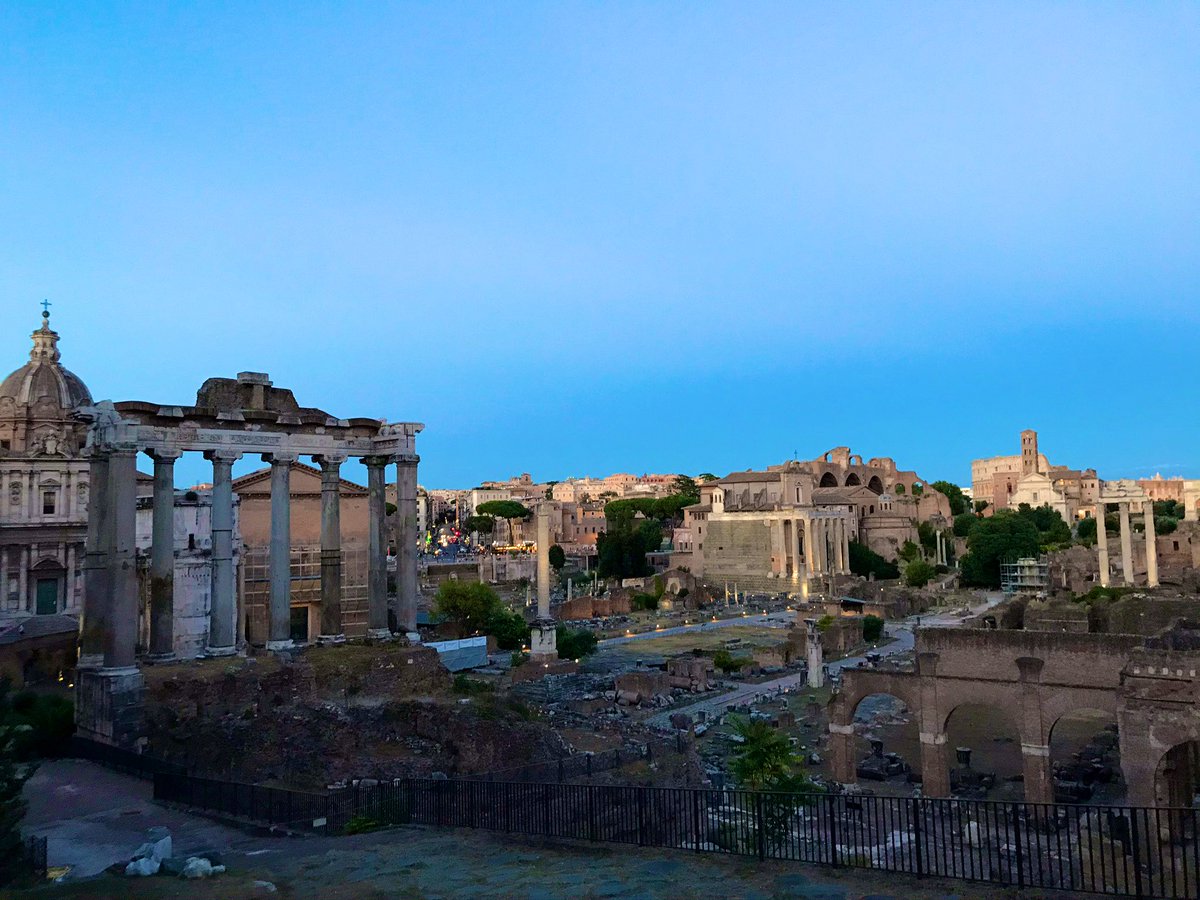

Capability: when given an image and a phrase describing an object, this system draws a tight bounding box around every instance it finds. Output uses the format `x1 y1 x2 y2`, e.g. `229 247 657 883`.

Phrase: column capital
312 453 349 469
362 454 391 469
394 454 420 467
204 449 243 464
145 447 183 463
262 452 299 465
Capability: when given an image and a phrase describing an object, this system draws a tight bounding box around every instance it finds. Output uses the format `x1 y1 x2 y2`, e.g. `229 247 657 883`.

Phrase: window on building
42 491 56 515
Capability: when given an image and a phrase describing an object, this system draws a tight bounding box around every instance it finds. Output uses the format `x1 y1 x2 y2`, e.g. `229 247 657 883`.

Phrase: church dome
0 312 92 410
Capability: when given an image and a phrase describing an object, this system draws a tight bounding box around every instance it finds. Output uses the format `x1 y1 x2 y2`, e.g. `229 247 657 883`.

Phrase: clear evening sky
1 3 1197 489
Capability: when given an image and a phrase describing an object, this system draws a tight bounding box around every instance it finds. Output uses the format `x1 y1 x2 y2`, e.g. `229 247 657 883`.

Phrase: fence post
543 783 551 835
911 797 924 879
1129 808 1144 900
587 754 592 780
754 792 766 861
1011 803 1024 891
827 794 839 867
693 790 702 852
637 787 647 846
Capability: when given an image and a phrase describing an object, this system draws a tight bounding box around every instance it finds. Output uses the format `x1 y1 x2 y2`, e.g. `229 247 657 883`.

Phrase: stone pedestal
529 619 558 660
75 666 145 749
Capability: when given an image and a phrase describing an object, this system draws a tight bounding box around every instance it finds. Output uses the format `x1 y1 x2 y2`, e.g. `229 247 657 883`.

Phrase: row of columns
81 446 420 671
771 515 850 578
1096 500 1159 588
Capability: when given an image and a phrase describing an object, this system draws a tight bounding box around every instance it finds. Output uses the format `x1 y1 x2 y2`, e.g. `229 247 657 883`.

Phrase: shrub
344 815 383 835
904 560 936 588
8 692 73 760
452 675 494 695
815 614 834 632
848 541 899 580
631 593 658 611
713 650 750 674
510 650 529 668
862 615 884 642
555 627 598 661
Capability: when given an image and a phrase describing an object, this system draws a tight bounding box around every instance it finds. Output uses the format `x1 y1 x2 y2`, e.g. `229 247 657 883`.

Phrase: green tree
596 518 662 579
974 500 990 513
1155 515 1178 535
904 559 936 588
847 541 899 580
671 475 700 503
959 510 1041 588
0 680 34 886
897 540 921 563
433 581 502 637
697 472 718 482
1075 515 1097 545
952 513 978 538
916 521 938 555
713 649 749 674
555 626 598 660
930 480 968 516
894 483 906 495
862 615 885 642
1015 503 1071 547
462 514 495 539
475 500 531 545
548 544 566 570
728 716 814 793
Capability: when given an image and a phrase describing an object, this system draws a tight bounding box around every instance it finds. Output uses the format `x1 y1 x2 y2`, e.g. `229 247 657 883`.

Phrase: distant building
0 311 93 622
676 448 951 591
973 429 1100 521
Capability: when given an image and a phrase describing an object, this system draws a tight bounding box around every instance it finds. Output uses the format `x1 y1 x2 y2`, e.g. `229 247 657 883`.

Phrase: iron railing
68 736 185 780
145 766 1200 899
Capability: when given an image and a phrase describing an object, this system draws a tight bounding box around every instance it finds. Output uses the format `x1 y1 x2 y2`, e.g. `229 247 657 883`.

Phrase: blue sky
1 2 1197 489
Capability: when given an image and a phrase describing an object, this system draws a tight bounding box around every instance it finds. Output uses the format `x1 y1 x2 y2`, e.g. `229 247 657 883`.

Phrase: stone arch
1154 740 1200 811
944 700 1026 799
867 475 883 494
844 473 861 487
819 472 838 488
1048 707 1124 804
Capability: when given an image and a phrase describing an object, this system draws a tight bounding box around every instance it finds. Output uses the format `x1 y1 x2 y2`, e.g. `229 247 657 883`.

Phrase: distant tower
1020 429 1040 475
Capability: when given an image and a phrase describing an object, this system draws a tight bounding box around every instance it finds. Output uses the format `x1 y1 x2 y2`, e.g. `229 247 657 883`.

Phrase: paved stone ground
20 758 1057 900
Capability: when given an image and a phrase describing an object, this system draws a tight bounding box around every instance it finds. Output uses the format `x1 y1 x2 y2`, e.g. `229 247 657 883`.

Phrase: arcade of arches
829 624 1200 809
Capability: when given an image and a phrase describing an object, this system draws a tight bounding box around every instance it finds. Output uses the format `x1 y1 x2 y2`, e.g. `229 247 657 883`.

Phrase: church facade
0 311 93 621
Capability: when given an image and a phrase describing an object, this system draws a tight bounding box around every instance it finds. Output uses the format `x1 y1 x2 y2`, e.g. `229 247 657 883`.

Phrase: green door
289 606 309 643
35 578 58 615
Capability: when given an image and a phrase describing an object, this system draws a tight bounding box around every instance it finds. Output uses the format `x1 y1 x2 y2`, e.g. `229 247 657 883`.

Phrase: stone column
803 518 815 575
1022 743 1053 804
394 456 419 635
918 732 951 798
205 450 240 656
17 546 28 614
147 450 181 660
79 450 110 668
314 453 347 643
264 453 297 649
536 504 551 619
1143 500 1159 588
1095 503 1110 587
530 504 558 660
770 519 785 575
818 519 829 574
1119 502 1134 586
364 456 390 640
65 543 77 611
835 518 847 574
828 723 855 782
104 445 139 670
790 518 802 581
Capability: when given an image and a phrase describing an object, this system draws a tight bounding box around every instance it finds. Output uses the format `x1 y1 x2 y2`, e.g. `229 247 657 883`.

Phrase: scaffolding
1000 556 1049 594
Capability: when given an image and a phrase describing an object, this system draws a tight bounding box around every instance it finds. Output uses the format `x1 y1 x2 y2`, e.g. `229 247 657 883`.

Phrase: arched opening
867 476 883 495
845 473 861 487
848 692 920 795
1049 709 1124 804
1155 741 1200 810
819 472 838 488
893 483 905 495
945 703 1024 800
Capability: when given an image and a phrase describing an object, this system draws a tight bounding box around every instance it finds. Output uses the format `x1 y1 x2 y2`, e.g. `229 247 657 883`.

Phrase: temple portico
74 372 422 747
1095 482 1159 589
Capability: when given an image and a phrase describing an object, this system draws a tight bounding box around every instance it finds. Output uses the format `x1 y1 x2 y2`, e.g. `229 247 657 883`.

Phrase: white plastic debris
125 857 160 877
180 857 214 879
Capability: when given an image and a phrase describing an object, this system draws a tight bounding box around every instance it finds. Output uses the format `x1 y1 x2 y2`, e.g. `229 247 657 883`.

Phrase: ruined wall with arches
828 628 1169 804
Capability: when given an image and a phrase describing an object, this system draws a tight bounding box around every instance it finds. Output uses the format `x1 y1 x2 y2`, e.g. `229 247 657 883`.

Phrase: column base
317 633 346 645
367 628 393 641
265 639 295 652
77 652 105 670
203 645 238 658
143 651 177 664
529 619 558 660
75 666 145 749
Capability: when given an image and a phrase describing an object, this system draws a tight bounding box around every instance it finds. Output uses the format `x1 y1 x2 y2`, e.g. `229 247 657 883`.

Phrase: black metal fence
154 771 336 832
68 736 185 780
459 736 685 784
